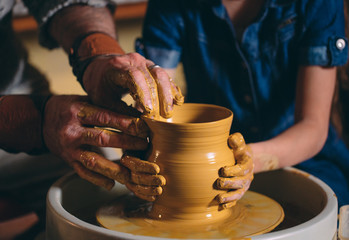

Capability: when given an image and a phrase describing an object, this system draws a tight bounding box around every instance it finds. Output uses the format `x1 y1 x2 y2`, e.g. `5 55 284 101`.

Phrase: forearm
48 5 118 53
251 66 336 172
250 118 329 172
49 4 126 91
0 95 50 154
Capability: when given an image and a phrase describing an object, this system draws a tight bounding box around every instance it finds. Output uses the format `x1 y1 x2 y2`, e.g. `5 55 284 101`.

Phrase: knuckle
128 52 145 62
62 125 80 142
69 103 81 119
96 112 112 125
96 130 111 146
130 172 142 184
108 55 123 66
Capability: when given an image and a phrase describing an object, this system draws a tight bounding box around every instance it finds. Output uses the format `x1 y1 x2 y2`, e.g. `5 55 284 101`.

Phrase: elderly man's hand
216 132 254 209
43 95 152 190
82 53 184 119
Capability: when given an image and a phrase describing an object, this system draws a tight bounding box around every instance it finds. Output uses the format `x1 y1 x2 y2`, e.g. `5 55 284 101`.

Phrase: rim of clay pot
47 167 337 240
142 103 233 127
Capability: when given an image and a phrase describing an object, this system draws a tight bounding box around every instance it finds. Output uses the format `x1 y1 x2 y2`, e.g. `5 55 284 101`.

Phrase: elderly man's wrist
69 32 125 89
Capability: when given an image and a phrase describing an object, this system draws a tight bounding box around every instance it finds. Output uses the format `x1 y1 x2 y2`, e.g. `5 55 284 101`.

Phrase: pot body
143 103 235 224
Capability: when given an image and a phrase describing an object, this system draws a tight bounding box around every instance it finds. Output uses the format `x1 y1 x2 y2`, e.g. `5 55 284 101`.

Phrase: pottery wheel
96 191 284 239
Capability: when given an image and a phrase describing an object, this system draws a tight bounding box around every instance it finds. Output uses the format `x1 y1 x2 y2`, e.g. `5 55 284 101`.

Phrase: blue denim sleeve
136 39 181 69
136 0 183 69
299 0 348 66
22 0 115 49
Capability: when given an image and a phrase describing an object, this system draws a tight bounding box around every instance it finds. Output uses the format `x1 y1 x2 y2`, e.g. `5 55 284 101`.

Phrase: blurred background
12 0 186 96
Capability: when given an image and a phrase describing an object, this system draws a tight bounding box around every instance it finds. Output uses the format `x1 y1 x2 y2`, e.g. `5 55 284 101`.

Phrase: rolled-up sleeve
22 0 116 49
136 0 183 69
298 0 348 66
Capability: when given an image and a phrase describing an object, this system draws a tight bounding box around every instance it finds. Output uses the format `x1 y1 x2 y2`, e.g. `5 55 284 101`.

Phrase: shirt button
336 38 346 50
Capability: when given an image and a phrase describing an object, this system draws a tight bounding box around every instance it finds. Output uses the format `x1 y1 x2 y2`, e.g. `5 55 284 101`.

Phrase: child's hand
216 133 254 209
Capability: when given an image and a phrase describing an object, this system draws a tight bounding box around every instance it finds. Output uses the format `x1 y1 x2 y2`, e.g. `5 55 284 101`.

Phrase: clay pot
143 103 235 224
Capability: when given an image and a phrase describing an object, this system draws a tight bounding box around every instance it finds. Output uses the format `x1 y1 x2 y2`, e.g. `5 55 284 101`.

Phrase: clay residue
79 151 129 185
78 103 149 137
257 153 280 171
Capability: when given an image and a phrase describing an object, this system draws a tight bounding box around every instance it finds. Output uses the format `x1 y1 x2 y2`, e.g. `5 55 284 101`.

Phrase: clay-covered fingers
220 154 253 177
128 64 160 117
216 160 253 208
228 132 252 158
71 161 115 190
130 172 166 186
146 61 184 118
106 54 184 118
80 127 148 150
125 183 162 202
77 150 130 185
228 132 246 150
78 102 149 139
121 155 166 186
224 132 254 177
121 154 160 174
215 132 254 209
106 54 160 117
121 153 165 201
216 171 254 190
216 189 247 209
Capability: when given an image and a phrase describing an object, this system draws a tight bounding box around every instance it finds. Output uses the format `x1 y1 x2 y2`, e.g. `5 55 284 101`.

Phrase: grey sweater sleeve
22 0 116 49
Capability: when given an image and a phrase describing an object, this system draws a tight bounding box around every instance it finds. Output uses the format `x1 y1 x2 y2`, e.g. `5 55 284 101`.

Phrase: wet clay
96 104 284 238
143 103 236 224
96 191 284 239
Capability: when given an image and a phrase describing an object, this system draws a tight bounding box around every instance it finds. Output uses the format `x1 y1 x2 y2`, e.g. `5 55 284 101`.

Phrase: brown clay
142 103 236 224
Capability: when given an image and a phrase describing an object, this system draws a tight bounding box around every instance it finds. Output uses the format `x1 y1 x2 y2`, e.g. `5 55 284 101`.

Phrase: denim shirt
137 0 349 206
